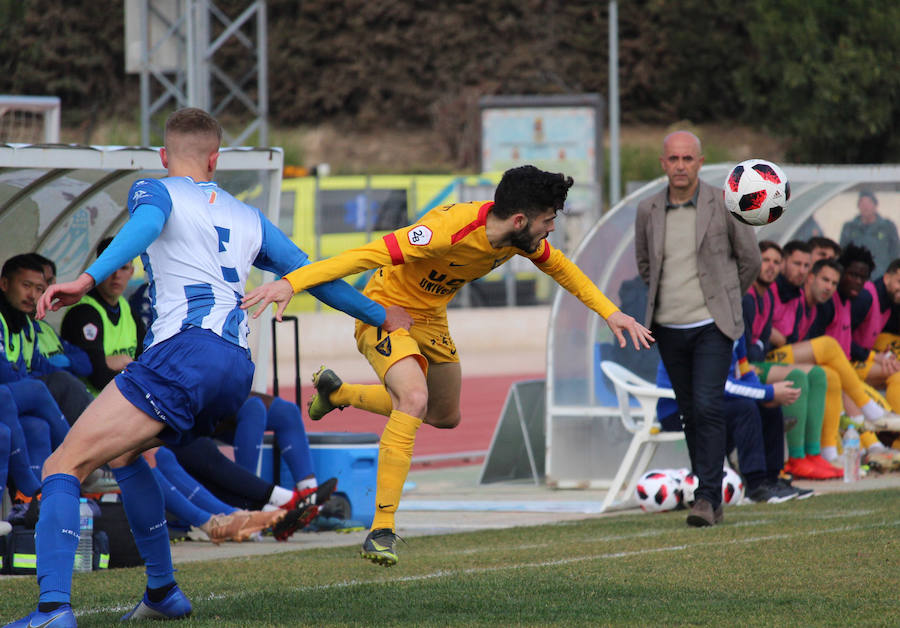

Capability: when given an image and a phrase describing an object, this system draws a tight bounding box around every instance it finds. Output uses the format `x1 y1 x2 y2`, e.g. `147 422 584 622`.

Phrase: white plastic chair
598 360 683 512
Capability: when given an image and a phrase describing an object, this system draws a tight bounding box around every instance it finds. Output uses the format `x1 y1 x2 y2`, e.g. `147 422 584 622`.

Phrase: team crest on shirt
407 225 432 246
375 336 392 357
82 323 98 341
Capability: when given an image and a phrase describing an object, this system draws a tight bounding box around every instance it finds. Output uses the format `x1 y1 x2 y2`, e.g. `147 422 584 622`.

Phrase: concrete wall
268 306 550 384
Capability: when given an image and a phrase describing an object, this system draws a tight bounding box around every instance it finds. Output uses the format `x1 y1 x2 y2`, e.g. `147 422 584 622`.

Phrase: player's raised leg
308 366 394 420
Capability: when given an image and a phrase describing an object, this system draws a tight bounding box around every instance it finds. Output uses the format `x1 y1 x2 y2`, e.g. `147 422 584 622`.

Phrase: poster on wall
480 94 604 253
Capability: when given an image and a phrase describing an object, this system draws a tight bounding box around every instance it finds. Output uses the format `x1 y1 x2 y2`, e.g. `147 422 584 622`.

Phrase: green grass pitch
2 489 898 626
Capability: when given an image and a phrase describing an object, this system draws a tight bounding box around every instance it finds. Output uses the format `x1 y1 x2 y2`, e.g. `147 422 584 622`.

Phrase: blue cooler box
261 432 379 527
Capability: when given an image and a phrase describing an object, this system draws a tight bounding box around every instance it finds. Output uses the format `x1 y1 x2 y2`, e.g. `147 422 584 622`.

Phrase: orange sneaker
805 454 843 478
785 456 834 480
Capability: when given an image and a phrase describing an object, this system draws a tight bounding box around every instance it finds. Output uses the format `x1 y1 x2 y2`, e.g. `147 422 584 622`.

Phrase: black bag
93 502 142 568
92 529 110 570
0 532 7 574
4 525 36 575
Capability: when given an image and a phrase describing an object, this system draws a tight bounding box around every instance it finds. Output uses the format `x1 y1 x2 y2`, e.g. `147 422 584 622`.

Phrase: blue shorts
115 327 255 445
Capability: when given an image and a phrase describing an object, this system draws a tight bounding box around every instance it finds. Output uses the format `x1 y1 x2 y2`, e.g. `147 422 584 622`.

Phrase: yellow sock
332 383 393 417
820 366 842 449
884 371 900 413
811 336 871 408
371 410 422 531
860 380 891 411
860 430 880 450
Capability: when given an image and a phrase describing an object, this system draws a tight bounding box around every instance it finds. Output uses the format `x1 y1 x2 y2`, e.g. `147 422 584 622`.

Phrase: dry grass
72 117 786 177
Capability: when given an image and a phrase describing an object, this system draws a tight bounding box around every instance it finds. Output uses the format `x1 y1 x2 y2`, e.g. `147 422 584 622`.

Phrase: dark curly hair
838 243 875 275
492 165 574 219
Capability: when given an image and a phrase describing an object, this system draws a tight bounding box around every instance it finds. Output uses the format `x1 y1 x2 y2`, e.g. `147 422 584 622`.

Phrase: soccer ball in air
723 159 790 226
722 466 745 506
635 470 681 512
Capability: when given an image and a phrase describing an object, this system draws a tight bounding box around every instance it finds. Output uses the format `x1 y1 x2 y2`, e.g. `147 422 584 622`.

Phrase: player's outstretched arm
242 278 295 321
37 273 96 320
605 311 654 350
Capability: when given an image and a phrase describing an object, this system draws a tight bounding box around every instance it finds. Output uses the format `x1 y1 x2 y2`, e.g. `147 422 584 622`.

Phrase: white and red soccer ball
634 467 744 512
685 467 744 506
635 470 681 512
721 466 745 506
724 159 790 226
679 471 699 506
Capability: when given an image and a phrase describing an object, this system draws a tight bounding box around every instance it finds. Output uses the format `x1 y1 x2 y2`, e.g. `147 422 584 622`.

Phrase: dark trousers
758 404 785 483
724 397 766 490
38 370 93 427
167 436 273 510
654 323 732 508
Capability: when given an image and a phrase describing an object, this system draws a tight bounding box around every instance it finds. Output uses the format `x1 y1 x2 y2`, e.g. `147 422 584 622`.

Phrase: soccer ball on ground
679 469 744 506
722 466 745 506
679 472 699 506
635 469 682 512
723 158 790 226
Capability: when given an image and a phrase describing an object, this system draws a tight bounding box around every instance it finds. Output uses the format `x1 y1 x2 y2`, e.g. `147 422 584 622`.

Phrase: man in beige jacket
635 131 760 526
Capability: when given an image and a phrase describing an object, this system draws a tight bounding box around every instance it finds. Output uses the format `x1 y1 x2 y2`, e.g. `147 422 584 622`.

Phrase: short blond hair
165 108 222 143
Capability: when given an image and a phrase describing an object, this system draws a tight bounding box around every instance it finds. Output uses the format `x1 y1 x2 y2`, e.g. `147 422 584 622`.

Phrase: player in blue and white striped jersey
6 108 412 628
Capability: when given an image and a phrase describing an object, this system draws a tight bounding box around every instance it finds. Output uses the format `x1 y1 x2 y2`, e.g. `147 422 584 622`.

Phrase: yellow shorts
354 316 458 382
766 345 794 364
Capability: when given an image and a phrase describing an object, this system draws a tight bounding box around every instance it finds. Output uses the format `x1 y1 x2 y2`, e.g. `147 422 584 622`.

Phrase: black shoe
777 477 814 500
361 528 402 565
307 367 346 421
273 503 319 541
747 482 796 504
299 477 338 507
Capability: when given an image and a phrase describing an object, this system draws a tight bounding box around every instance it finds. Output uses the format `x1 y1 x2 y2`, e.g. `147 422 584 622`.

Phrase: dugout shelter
546 163 900 490
0 143 284 392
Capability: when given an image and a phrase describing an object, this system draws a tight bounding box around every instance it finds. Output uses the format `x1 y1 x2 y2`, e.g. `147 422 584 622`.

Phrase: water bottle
74 498 93 573
842 425 861 483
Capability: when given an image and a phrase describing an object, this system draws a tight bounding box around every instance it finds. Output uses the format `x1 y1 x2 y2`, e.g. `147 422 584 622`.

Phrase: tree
735 0 900 162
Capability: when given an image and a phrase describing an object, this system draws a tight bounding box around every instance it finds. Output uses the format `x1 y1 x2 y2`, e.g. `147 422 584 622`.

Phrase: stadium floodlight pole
608 0 621 208
132 0 268 147
139 0 151 147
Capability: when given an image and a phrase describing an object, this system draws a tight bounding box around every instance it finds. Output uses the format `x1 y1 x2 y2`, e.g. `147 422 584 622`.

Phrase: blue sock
152 467 211 528
233 396 266 473
0 409 41 496
268 398 314 483
36 473 81 604
20 415 51 477
155 447 237 515
112 457 175 589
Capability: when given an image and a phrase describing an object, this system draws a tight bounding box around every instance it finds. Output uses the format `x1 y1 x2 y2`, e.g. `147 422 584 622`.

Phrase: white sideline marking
812 510 876 520
73 518 899 618
455 527 676 555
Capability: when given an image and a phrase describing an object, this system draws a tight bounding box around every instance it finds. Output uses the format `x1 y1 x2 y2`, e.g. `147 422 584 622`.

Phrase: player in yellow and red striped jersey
243 165 653 566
